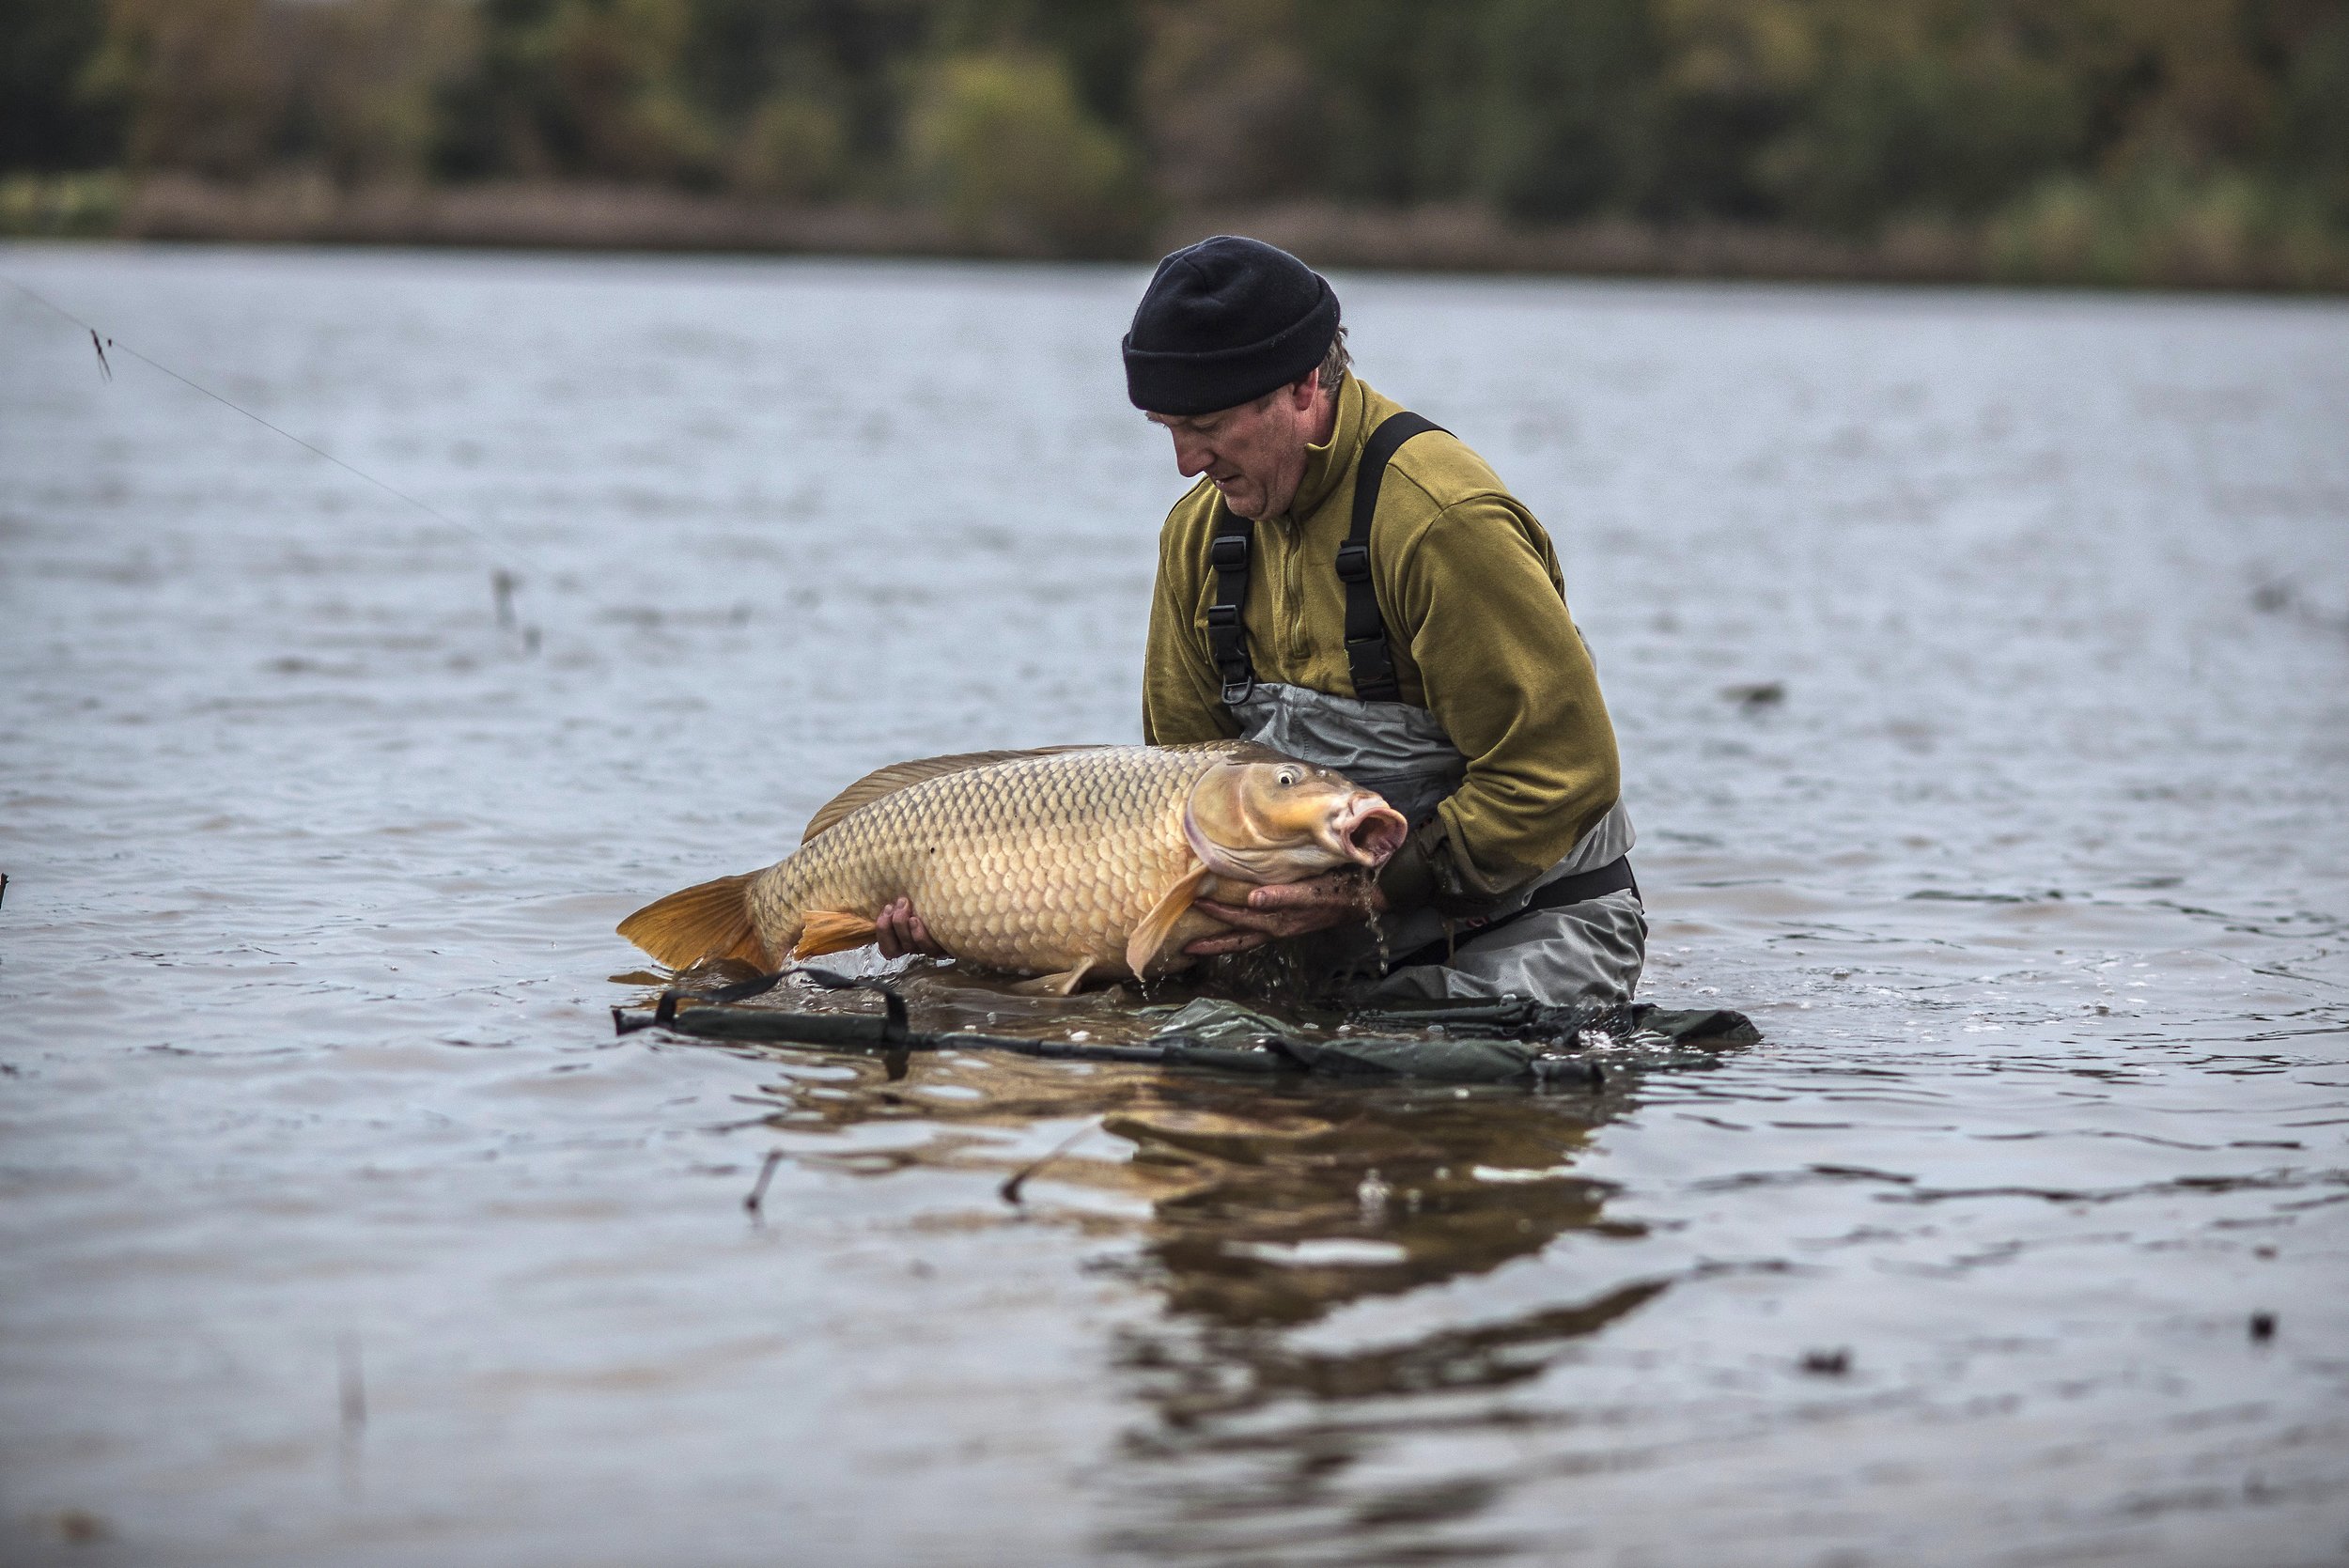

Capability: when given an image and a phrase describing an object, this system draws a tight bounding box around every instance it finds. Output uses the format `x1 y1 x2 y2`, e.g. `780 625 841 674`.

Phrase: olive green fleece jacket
1142 373 1622 917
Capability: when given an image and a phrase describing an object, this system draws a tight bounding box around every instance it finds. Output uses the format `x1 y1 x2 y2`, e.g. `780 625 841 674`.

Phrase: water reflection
1104 1279 1669 1565
700 965 1653 1320
730 1028 1651 1321
713 968 1672 1560
1118 1091 1641 1328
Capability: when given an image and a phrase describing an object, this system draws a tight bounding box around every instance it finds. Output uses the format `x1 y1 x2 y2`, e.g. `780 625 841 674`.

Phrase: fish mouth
1335 795 1409 867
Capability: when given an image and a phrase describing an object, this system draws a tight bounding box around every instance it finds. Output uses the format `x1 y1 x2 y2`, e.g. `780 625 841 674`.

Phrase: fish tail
617 871 770 970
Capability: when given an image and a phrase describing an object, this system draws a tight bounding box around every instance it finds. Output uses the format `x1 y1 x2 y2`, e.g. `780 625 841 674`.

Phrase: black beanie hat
1123 236 1341 415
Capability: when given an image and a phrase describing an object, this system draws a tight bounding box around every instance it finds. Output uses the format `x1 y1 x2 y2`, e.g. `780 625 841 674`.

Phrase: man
884 235 1641 1004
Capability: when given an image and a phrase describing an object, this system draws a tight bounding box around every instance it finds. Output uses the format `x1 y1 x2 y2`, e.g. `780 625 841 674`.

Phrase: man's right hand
1185 871 1386 956
874 897 947 960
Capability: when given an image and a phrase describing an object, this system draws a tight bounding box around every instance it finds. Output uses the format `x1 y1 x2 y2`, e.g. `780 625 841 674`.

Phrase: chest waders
1206 411 1645 1007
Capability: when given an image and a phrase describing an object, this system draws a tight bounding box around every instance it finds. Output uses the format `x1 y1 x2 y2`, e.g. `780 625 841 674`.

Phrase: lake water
2 243 2345 1567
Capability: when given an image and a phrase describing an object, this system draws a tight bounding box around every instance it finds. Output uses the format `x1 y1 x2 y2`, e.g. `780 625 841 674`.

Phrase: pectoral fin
791 908 879 959
1011 959 1094 997
1126 863 1212 978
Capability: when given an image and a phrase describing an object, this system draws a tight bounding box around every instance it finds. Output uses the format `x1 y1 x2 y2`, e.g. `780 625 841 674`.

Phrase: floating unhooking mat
612 970 1760 1089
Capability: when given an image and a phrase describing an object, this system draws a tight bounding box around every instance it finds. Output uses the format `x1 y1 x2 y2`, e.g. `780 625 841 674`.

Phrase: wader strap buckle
1344 629 1396 690
1342 411 1446 703
1206 507 1257 707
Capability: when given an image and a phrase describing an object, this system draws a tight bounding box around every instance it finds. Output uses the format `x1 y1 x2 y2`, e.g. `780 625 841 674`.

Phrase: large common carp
617 743 1408 993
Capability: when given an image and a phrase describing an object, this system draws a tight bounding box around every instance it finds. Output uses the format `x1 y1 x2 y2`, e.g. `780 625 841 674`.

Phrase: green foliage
1753 37 2085 228
0 0 120 169
291 0 480 182
2272 3 2349 217
439 0 718 180
728 90 848 198
0 169 125 233
1989 164 2346 287
1 0 2340 273
85 0 474 181
908 50 1144 252
1466 0 1668 221
86 0 280 178
1136 0 1321 206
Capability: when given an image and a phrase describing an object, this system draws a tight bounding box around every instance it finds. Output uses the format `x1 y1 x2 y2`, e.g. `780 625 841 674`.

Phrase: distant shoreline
8 174 2345 295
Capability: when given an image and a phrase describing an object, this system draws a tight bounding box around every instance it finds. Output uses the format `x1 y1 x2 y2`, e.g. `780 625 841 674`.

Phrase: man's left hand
1185 872 1387 957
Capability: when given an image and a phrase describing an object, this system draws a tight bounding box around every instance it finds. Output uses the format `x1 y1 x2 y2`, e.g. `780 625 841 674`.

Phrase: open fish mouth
1336 796 1409 867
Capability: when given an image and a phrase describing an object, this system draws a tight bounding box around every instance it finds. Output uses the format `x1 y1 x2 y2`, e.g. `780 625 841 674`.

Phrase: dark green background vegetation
5 0 2346 281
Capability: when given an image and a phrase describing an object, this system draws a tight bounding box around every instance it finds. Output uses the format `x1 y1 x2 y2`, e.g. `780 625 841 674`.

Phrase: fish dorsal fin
801 746 1103 842
1126 863 1212 979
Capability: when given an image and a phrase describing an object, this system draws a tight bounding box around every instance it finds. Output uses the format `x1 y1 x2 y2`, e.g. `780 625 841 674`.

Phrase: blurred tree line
5 0 2346 269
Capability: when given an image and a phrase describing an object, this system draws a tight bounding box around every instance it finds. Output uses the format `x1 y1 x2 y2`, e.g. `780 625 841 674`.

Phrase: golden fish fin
791 908 879 959
1011 958 1095 997
1126 863 1212 979
617 872 768 970
801 746 1105 842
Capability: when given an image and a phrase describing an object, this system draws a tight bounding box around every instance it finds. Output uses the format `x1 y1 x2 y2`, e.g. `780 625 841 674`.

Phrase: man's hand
1185 872 1387 957
874 897 946 960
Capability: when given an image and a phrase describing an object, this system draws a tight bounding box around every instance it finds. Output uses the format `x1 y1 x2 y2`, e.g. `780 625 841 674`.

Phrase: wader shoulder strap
1340 411 1446 702
1206 505 1256 705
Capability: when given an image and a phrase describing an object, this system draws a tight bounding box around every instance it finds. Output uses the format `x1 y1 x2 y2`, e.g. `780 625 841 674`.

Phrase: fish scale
748 746 1221 977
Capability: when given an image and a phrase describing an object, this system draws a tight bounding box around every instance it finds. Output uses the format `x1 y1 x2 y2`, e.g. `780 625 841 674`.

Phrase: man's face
1148 376 1321 521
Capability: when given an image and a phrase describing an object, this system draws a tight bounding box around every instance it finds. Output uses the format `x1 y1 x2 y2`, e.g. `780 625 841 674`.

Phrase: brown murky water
3 244 2346 1566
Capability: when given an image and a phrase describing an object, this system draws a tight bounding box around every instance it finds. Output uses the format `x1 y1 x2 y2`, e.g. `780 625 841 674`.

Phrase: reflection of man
1128 236 1642 1004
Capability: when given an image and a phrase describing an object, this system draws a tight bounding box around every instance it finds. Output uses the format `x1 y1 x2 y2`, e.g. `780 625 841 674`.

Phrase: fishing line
2 271 545 643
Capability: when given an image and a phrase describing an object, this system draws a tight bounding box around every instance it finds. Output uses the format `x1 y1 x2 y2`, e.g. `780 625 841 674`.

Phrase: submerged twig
1000 1122 1097 1207
743 1148 785 1214
337 1332 366 1436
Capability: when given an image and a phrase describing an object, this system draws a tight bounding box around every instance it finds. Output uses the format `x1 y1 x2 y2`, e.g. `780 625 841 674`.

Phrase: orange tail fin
617 872 769 970
792 908 879 959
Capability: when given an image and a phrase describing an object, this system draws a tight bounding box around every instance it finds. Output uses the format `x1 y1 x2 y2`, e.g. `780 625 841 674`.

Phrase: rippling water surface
3 244 2346 1567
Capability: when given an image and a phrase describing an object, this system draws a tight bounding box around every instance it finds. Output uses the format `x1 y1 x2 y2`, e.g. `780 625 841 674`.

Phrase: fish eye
1276 768 1297 787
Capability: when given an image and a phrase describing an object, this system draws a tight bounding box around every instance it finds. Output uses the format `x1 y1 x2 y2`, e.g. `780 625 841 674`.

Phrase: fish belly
906 806 1190 977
